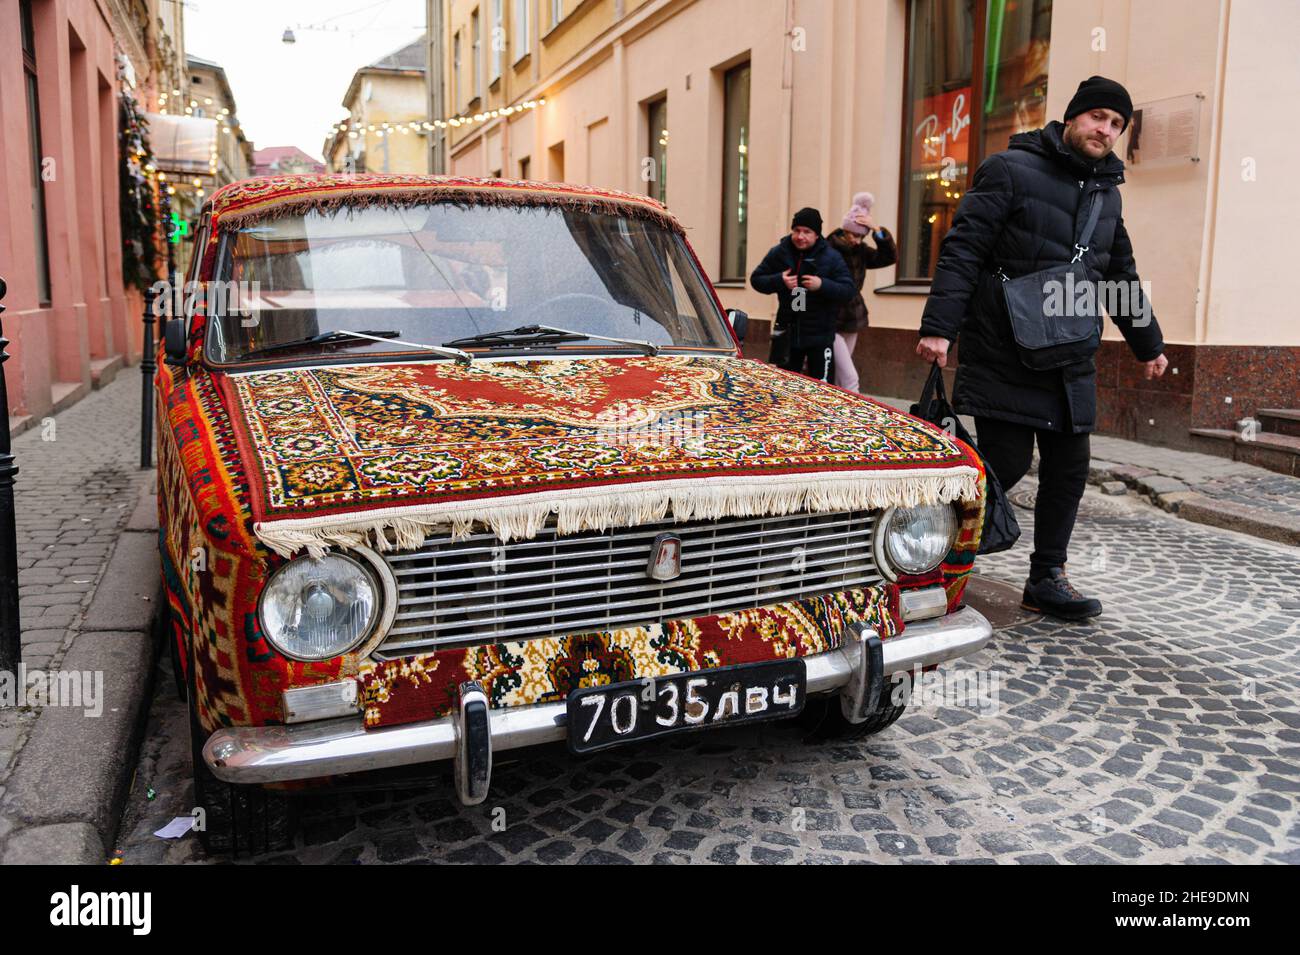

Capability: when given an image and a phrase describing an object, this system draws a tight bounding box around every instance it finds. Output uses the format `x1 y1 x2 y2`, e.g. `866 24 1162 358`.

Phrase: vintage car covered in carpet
156 173 993 853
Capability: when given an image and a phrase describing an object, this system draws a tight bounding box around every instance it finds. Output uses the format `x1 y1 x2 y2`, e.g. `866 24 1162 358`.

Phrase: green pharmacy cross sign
169 212 189 245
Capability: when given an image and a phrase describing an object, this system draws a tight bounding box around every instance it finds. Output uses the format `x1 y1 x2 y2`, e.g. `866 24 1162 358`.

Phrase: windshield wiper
536 324 660 356
444 324 659 356
444 325 583 348
240 329 401 358
242 329 473 365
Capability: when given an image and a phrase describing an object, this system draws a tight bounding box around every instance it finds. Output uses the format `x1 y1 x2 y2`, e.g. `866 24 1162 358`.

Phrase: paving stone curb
1 822 106 865
869 395 1297 548
0 625 158 863
0 484 161 865
82 530 161 633
1086 461 1297 544
1175 494 1300 547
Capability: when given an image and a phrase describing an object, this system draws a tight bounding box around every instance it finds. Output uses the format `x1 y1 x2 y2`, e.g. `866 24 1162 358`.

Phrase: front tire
157 586 187 703
802 679 908 741
186 653 296 856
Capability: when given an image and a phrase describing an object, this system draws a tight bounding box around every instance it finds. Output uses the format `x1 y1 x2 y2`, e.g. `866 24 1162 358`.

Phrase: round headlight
259 552 381 661
876 504 959 578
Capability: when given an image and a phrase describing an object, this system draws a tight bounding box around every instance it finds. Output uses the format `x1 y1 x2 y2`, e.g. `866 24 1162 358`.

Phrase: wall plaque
1126 93 1203 165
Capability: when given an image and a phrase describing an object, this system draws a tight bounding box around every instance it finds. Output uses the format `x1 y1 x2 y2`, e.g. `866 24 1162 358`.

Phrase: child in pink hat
827 192 896 393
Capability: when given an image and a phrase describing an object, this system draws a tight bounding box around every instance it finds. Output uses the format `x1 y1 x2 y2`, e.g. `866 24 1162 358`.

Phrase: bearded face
1063 108 1126 161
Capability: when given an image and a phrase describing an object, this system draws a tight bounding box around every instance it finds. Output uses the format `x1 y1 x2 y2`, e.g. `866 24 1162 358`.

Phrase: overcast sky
184 0 427 161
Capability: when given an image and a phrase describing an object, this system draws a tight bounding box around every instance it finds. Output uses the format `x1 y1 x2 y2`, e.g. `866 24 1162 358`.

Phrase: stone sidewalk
1089 435 1300 546
871 394 1300 548
0 373 159 863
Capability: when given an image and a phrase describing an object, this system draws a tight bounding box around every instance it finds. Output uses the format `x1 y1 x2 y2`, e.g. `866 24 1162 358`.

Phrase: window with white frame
513 0 530 62
646 97 668 205
491 0 503 82
453 30 462 109
472 9 482 102
720 61 750 282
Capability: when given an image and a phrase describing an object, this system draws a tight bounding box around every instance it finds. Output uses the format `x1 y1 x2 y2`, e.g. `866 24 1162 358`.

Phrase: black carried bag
997 190 1104 371
910 364 1021 555
768 323 790 368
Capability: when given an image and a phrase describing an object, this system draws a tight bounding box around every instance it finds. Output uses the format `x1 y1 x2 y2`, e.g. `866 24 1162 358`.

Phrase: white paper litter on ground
154 817 194 839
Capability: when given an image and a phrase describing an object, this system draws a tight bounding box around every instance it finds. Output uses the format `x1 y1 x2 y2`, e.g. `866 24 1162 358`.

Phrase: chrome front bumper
205 605 993 786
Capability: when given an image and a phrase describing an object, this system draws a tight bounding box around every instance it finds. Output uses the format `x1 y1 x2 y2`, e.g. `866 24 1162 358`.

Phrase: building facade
433 0 1300 468
143 52 253 280
324 37 431 174
0 0 182 425
185 55 254 186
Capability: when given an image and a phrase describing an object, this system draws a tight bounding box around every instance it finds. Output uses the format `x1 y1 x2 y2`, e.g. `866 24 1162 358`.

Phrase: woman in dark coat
826 192 897 393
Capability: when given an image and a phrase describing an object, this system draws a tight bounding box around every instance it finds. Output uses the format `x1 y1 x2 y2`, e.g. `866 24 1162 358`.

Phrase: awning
146 113 218 176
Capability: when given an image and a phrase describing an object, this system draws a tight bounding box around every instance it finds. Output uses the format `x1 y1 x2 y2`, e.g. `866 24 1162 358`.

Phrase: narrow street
116 485 1300 864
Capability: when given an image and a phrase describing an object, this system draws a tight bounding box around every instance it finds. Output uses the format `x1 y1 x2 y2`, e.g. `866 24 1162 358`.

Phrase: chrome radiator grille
376 509 883 659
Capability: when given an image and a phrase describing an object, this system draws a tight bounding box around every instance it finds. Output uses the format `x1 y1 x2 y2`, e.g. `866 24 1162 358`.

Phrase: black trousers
974 417 1091 577
776 340 835 383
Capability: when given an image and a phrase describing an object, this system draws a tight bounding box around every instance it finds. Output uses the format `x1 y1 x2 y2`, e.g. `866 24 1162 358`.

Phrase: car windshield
207 201 733 363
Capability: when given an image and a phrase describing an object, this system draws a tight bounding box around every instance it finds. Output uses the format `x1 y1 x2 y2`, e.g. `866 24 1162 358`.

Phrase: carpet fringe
253 467 982 559
215 185 683 235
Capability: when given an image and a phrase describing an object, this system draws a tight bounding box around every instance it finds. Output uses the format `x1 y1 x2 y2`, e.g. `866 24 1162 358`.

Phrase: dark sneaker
1021 568 1102 620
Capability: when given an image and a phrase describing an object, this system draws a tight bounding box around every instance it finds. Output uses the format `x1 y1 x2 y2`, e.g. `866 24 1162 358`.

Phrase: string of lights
138 95 550 197
138 158 212 199
155 89 238 128
145 87 236 196
327 97 546 140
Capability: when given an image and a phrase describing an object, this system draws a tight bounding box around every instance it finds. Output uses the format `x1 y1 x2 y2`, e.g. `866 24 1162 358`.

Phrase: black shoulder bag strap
1069 189 1105 264
997 187 1104 279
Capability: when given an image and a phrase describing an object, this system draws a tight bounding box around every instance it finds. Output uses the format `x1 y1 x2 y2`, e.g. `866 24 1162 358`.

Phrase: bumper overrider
204 583 992 803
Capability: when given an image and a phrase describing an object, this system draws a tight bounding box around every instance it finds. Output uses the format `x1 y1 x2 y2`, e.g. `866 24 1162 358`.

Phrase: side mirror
726 309 748 343
164 317 187 365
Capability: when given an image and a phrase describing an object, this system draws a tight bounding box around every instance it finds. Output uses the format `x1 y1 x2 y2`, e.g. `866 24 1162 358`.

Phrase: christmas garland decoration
119 83 160 291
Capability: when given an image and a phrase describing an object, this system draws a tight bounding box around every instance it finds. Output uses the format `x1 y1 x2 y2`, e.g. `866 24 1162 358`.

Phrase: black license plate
566 660 806 754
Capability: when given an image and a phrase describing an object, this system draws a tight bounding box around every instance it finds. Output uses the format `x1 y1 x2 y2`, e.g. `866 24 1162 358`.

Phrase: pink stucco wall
0 0 132 423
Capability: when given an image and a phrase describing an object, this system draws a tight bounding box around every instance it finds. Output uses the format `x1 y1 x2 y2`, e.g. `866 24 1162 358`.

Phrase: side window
183 213 212 323
186 213 211 284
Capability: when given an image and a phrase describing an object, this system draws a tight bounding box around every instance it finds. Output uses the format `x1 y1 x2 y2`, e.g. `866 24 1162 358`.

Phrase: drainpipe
1194 0 1230 347
428 0 447 173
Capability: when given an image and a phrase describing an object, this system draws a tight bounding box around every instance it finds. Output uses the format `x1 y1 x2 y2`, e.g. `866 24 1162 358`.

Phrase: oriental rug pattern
356 584 902 729
220 356 980 557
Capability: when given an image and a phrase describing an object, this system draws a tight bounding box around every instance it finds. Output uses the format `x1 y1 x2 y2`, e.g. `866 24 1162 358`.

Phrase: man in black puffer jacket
916 76 1168 621
751 207 855 383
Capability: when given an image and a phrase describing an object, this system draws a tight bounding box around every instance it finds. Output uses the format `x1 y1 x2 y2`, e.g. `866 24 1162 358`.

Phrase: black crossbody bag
997 190 1103 371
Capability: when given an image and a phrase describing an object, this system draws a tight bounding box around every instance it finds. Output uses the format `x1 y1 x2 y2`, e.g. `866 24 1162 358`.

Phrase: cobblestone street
116 484 1300 865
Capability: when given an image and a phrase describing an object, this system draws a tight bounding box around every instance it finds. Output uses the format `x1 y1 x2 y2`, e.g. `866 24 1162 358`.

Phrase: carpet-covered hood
216 355 982 557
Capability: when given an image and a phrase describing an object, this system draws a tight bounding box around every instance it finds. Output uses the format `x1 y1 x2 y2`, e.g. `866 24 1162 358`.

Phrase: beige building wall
441 0 1297 350
1203 0 1299 347
365 72 430 173
1043 0 1219 350
434 0 1297 458
330 70 430 174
